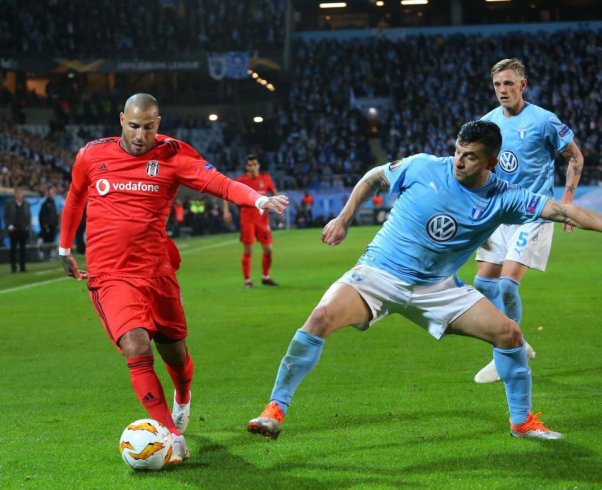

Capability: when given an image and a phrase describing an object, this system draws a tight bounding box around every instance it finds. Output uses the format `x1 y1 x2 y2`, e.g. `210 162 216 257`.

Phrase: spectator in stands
0 27 600 196
0 124 73 195
39 186 59 249
300 190 314 224
75 204 86 255
3 187 31 272
372 193 383 208
372 193 387 225
0 0 287 57
169 198 186 238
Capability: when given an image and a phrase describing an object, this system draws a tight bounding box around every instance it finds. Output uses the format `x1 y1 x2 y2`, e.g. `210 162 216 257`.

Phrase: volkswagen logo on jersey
426 213 458 242
498 150 519 174
146 160 159 177
96 178 110 196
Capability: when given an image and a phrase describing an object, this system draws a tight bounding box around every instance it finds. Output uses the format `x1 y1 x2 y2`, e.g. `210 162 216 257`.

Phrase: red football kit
60 135 264 347
235 172 276 245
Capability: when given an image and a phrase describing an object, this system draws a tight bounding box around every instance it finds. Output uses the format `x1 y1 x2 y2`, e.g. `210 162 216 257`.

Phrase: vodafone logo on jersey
95 178 160 196
96 179 111 195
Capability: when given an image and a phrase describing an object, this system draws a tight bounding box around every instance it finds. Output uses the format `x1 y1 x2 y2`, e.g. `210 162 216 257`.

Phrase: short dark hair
457 120 502 157
246 153 258 162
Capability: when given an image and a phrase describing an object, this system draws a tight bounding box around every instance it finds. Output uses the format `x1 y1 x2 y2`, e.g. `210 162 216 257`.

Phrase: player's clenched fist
321 218 348 246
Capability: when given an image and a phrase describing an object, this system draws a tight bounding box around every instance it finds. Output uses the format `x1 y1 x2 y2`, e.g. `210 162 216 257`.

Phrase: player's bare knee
494 318 523 349
120 328 153 357
303 304 335 337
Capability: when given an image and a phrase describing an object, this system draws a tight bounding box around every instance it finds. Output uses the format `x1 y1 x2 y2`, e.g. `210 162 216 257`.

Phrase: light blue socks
493 344 531 425
474 275 522 324
270 329 325 414
474 276 503 311
499 276 522 324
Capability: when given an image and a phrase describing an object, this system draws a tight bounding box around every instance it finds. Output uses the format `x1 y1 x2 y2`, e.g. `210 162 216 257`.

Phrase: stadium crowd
0 28 600 221
377 29 601 167
264 28 601 189
0 0 287 58
0 124 72 195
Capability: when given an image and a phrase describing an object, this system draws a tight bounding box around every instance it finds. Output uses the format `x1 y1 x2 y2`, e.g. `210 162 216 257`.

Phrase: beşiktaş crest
146 160 159 177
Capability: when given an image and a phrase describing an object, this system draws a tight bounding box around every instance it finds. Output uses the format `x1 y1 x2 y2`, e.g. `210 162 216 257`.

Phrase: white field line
35 268 61 276
0 276 70 295
0 238 240 295
179 238 238 256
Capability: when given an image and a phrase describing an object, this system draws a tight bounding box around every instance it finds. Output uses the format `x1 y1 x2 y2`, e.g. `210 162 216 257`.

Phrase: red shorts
240 217 272 245
87 273 187 351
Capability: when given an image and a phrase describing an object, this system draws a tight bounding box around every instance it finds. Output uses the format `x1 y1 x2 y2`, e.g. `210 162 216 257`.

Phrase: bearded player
223 154 280 288
59 93 289 463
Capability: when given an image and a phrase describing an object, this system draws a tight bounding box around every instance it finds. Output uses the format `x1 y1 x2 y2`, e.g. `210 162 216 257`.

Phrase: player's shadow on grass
236 431 598 489
398 441 600 487
164 435 332 489
273 441 599 489
277 407 482 435
244 408 601 487
160 409 600 489
534 366 602 382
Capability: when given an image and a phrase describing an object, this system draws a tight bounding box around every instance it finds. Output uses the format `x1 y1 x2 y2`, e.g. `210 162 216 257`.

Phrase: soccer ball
119 419 173 471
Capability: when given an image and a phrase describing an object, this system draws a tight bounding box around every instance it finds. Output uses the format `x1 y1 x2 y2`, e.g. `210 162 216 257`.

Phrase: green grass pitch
0 224 600 489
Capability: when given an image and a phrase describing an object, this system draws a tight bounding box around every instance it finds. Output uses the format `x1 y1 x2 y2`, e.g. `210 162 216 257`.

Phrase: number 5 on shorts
516 231 528 248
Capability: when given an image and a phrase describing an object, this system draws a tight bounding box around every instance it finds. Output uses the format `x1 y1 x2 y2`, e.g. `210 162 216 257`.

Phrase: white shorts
336 264 483 340
475 222 554 271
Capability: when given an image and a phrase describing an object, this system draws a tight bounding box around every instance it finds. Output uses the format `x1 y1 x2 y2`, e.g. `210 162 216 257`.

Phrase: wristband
255 196 269 210
58 247 71 256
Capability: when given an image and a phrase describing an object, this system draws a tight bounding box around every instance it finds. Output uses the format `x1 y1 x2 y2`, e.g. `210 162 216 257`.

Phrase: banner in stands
207 52 250 80
0 52 283 74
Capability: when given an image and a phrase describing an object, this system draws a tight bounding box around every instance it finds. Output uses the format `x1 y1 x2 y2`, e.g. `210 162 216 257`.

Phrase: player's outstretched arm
203 172 288 214
559 140 585 232
540 199 602 232
322 165 390 246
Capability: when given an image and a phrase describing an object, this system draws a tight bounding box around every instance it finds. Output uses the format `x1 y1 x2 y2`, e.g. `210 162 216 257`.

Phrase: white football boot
172 391 191 433
169 434 191 463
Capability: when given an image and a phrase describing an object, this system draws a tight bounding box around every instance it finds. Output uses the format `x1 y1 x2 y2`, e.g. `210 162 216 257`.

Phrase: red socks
242 253 251 280
126 355 179 434
243 252 272 278
262 253 272 276
165 352 194 404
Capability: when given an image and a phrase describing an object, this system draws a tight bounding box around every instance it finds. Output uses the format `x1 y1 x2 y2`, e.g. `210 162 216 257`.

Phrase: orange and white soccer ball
119 419 173 470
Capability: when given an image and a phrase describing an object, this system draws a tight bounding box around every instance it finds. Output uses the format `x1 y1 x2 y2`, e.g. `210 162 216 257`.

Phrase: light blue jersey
481 102 574 197
358 154 549 285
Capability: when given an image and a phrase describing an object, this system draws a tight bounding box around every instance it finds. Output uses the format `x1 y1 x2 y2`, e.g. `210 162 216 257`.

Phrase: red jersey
60 135 263 277
235 172 276 222
301 194 313 207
